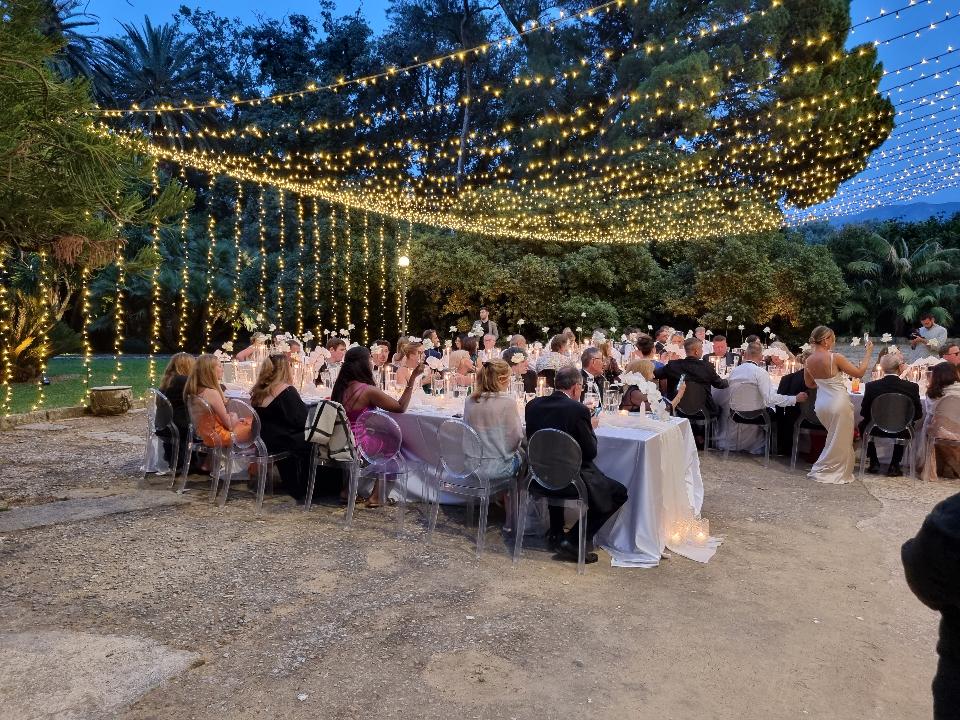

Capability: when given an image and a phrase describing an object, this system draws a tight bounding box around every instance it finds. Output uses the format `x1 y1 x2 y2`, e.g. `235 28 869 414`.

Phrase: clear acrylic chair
924 395 960 481
175 395 236 503
723 381 773 466
791 386 826 469
345 409 409 534
429 419 520 558
858 392 918 480
302 400 361 517
513 428 588 575
216 398 290 516
140 389 180 489
674 381 715 451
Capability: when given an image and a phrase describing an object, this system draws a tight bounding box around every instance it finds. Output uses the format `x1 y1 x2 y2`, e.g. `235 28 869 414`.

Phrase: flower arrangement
213 349 232 361
426 356 444 371
880 333 893 343
541 326 549 334
221 341 234 353
449 325 457 333
517 318 525 327
850 336 861 347
422 338 435 351
763 347 790 361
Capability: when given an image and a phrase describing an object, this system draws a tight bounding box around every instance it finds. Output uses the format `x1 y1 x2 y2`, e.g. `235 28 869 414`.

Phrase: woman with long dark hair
332 346 425 507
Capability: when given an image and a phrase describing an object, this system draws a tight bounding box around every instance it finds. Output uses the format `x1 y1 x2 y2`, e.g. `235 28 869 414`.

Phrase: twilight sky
82 0 960 215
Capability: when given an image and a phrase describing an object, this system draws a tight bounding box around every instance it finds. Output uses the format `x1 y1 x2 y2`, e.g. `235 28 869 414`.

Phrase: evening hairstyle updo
809 326 835 347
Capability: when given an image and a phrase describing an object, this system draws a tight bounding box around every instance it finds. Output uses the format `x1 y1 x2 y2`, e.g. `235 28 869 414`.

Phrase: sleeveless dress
809 353 855 484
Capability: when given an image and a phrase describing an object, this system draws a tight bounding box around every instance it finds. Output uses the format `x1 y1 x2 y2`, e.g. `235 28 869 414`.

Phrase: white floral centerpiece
763 346 790 361
426 356 444 372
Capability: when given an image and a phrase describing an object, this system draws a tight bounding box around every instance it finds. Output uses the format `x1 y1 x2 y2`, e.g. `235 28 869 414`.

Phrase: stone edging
0 399 147 431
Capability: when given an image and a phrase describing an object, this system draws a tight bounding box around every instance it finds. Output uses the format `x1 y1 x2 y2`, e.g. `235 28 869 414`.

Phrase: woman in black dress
250 354 311 501
158 352 195 471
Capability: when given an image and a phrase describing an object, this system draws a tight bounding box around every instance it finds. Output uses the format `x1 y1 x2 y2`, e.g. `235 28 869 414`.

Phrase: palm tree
97 18 207 142
39 0 111 96
834 227 960 334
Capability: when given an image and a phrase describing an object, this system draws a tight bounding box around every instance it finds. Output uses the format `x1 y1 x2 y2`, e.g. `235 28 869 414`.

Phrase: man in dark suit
654 337 729 416
525 367 628 565
703 334 736 367
580 347 607 399
776 355 809 456
861 352 924 476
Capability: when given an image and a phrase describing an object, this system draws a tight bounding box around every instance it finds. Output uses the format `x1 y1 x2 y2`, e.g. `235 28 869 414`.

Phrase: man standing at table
911 312 948 361
860 352 923 477
477 306 499 339
525 367 628 565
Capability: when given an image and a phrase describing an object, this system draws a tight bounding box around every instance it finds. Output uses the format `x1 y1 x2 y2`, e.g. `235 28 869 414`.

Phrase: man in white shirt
477 333 499 364
911 313 949 360
719 342 807 453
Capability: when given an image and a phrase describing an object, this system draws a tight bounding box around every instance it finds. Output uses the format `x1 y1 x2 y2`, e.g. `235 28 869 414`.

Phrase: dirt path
0 413 955 719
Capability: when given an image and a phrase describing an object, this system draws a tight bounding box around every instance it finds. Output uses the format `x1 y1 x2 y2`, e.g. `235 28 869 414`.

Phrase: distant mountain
828 202 960 227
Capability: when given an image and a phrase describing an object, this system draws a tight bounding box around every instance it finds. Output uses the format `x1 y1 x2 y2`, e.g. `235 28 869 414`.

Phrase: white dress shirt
727 361 797 410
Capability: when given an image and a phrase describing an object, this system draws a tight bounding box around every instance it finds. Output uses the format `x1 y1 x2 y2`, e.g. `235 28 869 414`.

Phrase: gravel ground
0 411 957 720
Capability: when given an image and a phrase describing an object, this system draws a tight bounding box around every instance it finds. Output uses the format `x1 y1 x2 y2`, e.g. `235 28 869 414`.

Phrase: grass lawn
6 356 165 416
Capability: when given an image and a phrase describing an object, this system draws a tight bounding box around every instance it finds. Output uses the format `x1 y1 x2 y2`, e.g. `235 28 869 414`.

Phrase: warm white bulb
398 255 410 268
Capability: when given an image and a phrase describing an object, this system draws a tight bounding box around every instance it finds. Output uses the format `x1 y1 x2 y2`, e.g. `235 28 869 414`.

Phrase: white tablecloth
390 400 718 568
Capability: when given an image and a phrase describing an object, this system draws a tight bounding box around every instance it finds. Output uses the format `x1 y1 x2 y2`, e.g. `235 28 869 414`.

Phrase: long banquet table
392 398 720 568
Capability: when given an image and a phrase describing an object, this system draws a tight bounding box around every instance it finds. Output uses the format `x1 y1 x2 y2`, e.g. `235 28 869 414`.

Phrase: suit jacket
525 391 623 514
704 351 736 366
860 373 924 434
654 357 728 414
777 369 807 397
580 370 607 399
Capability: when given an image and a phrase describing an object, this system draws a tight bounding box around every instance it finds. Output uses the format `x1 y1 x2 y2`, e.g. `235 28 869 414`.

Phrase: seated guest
395 342 427 388
371 340 390 371
524 367 628 565
422 329 442 359
901 492 960 720
478 333 499 364
287 339 303 361
719 342 807 454
861 352 924 476
332 346 424 506
776 349 811 456
158 352 195 470
598 340 622 382
319 337 346 374
535 334 574 373
461 335 479 363
580 347 608 397
924 362 960 480
502 346 537 392
704 334 736 369
235 333 267 362
745 334 760 344
654 326 671 354
941 342 960 369
654 337 729 417
619 359 655 412
447 349 476 388
509 333 527 351
635 335 663 370
185 354 253 449
393 337 410 366
454 334 465 351
250 354 311 501
695 326 713 356
666 332 686 357
463 359 524 484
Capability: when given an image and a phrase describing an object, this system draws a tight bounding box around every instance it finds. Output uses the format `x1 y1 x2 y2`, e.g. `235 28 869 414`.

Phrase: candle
536 376 546 396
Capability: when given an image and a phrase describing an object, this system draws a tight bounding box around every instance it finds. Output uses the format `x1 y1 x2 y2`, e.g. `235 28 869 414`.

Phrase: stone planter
89 385 134 416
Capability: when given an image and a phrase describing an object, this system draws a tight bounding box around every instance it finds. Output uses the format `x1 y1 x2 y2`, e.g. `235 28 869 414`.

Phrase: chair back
527 429 582 491
868 393 916 434
798 386 823 427
437 418 484 480
187 395 231 447
355 409 403 465
537 368 556 388
728 379 764 414
305 399 358 462
226 398 261 449
932 395 960 430
675 380 708 416
152 389 176 431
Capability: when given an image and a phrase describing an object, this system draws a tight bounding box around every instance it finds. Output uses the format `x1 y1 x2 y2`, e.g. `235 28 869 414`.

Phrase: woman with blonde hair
463 359 524 509
598 340 622 382
619 359 656 412
158 352 195 470
250 354 312 500
395 342 427 388
184 354 253 448
803 325 874 484
448 349 475 388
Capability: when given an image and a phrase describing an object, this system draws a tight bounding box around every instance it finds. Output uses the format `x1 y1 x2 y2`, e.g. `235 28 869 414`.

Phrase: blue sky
84 0 960 215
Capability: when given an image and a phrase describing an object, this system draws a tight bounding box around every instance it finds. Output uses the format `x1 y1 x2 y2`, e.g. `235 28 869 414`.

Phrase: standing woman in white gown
804 326 874 484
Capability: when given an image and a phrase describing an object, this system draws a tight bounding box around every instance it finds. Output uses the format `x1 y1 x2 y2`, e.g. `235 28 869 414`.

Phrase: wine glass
583 391 600 415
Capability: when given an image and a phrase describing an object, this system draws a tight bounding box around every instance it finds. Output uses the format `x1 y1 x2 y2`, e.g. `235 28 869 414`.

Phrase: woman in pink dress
331 346 424 506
